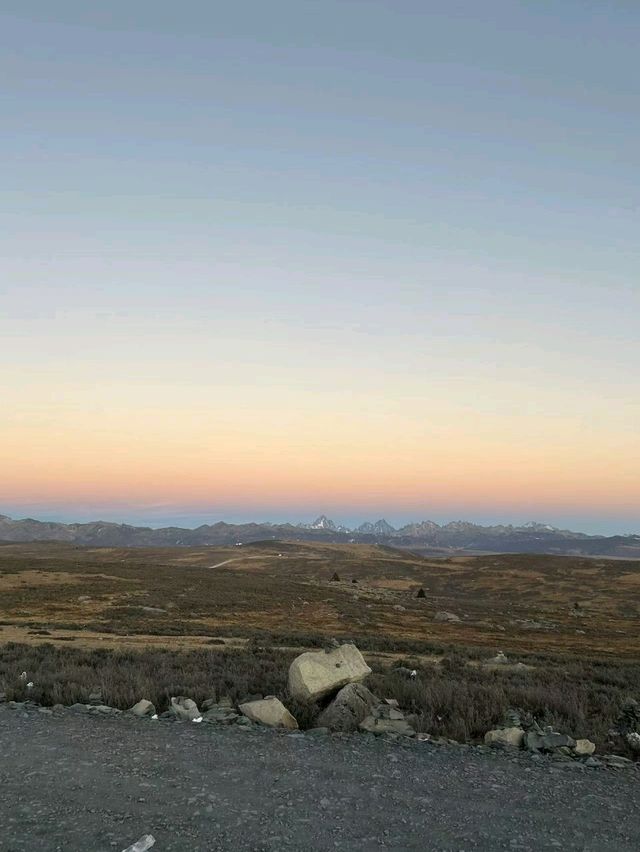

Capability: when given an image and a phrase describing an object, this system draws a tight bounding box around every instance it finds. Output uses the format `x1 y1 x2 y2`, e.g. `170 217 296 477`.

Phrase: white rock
433 611 461 623
288 644 372 703
484 727 525 748
574 738 596 756
121 835 155 852
129 699 156 717
238 696 298 729
626 732 640 753
170 696 201 721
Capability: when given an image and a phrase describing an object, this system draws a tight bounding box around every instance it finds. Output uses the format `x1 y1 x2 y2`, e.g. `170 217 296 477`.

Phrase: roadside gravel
0 704 638 851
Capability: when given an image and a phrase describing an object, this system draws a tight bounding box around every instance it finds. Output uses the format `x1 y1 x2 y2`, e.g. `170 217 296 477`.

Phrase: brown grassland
1 540 639 752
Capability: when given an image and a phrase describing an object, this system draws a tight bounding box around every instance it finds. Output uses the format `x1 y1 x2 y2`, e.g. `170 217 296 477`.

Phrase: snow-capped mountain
355 519 396 536
0 513 636 556
301 515 350 532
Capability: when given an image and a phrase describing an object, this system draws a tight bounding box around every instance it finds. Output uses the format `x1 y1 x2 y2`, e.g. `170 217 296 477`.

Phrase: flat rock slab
1 706 639 851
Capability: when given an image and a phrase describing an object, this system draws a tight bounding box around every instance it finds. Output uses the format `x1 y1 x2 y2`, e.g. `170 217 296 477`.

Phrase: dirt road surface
1 705 638 851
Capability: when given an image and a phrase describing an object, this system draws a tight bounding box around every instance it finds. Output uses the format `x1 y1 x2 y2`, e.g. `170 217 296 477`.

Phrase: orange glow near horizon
2 392 638 518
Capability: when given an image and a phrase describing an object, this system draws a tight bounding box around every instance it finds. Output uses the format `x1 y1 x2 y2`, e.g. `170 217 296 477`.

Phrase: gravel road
1 705 638 852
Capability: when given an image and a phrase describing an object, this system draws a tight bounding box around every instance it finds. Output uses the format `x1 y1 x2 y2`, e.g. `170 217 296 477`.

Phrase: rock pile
484 710 597 765
290 643 416 737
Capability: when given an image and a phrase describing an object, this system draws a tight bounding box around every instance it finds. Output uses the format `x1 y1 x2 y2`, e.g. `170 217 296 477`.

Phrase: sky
1 1 638 535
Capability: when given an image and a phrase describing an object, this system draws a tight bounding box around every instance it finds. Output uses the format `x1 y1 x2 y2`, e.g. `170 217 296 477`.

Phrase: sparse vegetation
1 640 638 757
1 541 639 756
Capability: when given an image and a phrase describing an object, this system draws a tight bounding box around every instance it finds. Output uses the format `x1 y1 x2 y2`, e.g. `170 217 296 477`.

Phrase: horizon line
1 511 638 539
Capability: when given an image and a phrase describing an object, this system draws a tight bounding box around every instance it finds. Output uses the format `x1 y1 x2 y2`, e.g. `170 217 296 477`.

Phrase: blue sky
1 1 638 535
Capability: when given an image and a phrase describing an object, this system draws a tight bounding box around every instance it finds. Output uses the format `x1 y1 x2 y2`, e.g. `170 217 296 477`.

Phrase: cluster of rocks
609 698 640 759
128 693 296 730
288 642 418 736
4 654 639 772
484 709 636 769
125 643 418 737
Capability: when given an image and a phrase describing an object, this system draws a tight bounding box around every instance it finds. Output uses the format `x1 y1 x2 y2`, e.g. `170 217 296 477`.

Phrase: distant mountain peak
0 513 635 556
356 519 396 536
304 515 350 532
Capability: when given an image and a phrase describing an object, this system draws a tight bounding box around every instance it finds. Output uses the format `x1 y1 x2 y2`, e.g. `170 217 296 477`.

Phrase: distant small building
416 587 426 599
331 571 341 582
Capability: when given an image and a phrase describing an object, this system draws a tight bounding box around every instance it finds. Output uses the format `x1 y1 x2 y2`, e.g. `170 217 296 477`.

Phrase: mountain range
1 513 639 557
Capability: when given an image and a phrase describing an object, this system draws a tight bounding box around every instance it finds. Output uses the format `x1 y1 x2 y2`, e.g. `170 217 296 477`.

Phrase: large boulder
129 699 156 718
484 727 525 748
170 696 201 721
238 696 298 730
316 683 379 732
288 644 372 703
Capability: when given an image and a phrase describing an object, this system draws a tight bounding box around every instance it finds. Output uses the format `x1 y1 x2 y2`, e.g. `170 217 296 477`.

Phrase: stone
626 732 640 753
316 683 379 732
170 696 201 721
524 729 576 752
202 706 240 725
87 704 121 715
359 702 415 737
433 611 461 623
574 738 596 756
359 715 415 737
601 754 635 769
238 696 298 730
288 644 372 703
122 835 155 852
615 699 640 735
484 727 525 749
129 699 156 718
487 651 508 665
393 667 417 680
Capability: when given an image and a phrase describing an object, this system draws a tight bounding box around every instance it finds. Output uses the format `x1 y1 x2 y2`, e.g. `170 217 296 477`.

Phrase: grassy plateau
1 540 638 753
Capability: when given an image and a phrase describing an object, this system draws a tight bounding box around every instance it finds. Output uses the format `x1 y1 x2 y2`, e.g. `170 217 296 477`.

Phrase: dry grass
1 540 638 660
1 641 638 757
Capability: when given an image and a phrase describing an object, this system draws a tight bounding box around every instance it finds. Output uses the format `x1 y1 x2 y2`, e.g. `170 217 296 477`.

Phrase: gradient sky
1 1 639 534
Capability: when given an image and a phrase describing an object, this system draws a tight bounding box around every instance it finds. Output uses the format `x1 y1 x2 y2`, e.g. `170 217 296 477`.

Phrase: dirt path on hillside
1 705 638 851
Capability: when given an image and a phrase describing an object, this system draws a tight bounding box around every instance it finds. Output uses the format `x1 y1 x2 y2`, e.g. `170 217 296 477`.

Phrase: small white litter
151 714 158 720
192 716 203 723
121 835 155 852
27 682 34 689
